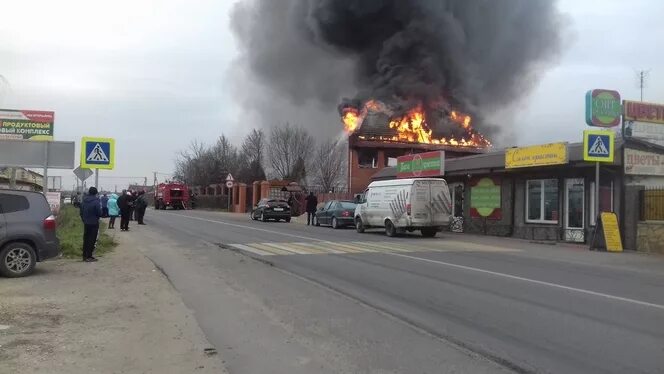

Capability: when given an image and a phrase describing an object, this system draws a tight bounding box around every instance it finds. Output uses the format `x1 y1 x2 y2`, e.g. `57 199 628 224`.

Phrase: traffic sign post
81 137 115 189
225 174 234 212
583 130 615 224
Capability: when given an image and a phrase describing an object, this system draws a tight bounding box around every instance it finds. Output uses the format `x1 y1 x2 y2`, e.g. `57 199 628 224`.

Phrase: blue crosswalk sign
583 130 614 162
81 137 115 169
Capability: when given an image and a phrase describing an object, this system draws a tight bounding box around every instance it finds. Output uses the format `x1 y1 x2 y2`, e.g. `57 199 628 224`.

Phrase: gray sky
0 0 663 191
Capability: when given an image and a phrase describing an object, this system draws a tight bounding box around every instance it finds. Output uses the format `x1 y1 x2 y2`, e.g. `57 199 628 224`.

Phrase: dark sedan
315 200 356 229
251 198 291 222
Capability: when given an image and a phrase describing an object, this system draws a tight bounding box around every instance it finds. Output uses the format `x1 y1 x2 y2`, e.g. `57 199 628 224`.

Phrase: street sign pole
95 169 99 189
595 161 599 222
43 141 49 192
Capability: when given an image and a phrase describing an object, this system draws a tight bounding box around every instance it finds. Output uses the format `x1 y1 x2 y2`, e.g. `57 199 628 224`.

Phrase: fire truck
154 182 190 210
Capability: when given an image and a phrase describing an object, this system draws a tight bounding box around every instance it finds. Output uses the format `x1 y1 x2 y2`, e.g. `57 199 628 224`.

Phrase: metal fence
639 187 664 221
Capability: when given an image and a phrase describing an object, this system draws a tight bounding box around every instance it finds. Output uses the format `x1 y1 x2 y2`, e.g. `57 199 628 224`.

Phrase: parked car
0 190 60 277
251 198 291 222
354 178 452 237
315 200 356 229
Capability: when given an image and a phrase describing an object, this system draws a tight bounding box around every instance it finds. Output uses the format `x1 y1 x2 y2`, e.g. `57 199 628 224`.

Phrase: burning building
340 99 491 194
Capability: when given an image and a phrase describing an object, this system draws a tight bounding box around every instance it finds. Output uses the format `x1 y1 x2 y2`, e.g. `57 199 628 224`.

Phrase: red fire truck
154 182 190 210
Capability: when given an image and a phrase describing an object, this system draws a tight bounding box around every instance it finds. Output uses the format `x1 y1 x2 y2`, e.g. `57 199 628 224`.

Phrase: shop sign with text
585 89 621 127
470 177 502 219
624 148 664 176
626 120 664 147
397 151 444 178
505 142 568 169
0 109 54 140
623 100 664 124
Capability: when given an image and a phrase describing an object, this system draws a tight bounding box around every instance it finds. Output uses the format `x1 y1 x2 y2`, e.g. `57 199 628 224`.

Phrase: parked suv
0 190 60 277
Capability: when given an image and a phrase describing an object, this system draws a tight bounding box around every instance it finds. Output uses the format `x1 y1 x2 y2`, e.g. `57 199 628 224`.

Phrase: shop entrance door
449 183 464 232
564 178 585 242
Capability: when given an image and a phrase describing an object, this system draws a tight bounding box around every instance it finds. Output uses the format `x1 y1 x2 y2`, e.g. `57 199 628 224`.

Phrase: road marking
166 212 325 242
385 252 664 311
230 244 275 256
261 242 313 255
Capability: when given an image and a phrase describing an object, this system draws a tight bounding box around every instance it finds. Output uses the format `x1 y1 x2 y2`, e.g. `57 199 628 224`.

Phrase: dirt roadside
0 227 227 374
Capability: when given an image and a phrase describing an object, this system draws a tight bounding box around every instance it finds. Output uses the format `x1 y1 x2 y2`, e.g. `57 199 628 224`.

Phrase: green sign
471 178 501 217
396 151 445 178
585 89 621 127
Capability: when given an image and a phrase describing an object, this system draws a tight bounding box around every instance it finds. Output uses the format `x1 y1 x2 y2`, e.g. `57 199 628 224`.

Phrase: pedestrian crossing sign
583 130 614 162
81 137 115 169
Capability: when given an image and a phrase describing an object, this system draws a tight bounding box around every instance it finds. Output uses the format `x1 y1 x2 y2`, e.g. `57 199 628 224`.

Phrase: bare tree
238 129 267 183
312 139 346 192
267 123 313 182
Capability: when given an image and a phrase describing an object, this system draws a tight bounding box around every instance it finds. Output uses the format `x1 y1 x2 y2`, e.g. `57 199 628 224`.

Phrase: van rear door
429 179 452 225
411 180 432 225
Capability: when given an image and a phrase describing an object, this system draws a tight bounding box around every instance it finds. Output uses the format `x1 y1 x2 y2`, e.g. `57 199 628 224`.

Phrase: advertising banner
0 109 54 140
624 148 664 176
585 89 621 127
469 177 502 219
625 120 664 147
623 100 664 124
396 151 444 178
505 142 568 169
46 192 61 215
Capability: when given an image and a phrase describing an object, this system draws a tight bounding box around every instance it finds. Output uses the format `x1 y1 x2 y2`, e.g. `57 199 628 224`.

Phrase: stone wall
636 221 664 254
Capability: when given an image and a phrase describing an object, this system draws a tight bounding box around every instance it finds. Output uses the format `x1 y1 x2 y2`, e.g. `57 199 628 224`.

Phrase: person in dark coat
128 190 136 221
304 192 318 226
79 187 102 262
117 190 132 231
135 190 148 225
100 193 109 218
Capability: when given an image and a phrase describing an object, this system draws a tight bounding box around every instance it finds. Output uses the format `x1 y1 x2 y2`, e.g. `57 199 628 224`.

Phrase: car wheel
385 220 397 237
0 242 36 278
355 217 365 233
421 227 437 237
315 217 320 226
261 211 267 222
285 217 291 223
332 217 339 229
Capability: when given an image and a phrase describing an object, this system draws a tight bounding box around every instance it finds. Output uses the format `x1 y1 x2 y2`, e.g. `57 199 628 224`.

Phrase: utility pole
636 69 650 102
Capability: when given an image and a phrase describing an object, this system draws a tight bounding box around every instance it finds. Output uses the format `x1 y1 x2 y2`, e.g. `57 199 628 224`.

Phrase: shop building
372 138 664 251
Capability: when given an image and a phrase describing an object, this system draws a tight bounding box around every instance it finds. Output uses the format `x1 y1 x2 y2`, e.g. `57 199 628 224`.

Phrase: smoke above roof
230 0 564 138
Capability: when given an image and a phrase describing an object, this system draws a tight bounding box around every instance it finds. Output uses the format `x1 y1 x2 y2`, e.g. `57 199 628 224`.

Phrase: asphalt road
136 208 664 374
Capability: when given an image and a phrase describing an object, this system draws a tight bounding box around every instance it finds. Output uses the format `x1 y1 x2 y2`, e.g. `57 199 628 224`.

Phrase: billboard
624 148 664 176
505 142 568 169
396 151 444 178
585 89 621 127
0 109 54 140
625 120 664 147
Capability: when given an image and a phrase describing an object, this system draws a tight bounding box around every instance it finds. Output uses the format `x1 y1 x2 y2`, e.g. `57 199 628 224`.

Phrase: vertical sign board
590 212 623 252
80 137 115 170
396 151 445 178
585 90 621 127
469 177 502 219
583 130 615 162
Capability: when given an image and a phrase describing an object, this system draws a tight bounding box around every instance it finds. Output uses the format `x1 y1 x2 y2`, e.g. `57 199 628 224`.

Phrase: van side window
0 194 30 214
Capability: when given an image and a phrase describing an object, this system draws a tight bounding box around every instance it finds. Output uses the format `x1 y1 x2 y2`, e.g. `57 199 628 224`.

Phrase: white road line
167 212 325 242
385 252 664 311
229 244 275 256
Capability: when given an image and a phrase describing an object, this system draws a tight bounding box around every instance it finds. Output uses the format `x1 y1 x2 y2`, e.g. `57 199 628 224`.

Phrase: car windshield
339 202 356 209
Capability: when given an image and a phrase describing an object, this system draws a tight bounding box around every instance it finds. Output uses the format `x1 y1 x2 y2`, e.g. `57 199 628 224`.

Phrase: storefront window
566 179 584 229
526 179 559 223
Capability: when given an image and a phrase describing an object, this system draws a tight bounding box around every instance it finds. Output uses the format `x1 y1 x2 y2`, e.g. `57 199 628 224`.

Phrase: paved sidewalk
0 230 226 374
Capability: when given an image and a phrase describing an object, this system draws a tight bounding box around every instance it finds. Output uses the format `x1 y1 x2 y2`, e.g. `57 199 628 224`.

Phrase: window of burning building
357 149 378 168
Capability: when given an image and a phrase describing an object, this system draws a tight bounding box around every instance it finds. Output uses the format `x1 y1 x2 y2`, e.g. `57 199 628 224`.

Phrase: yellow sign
80 137 115 170
583 129 614 162
505 142 568 169
601 212 623 252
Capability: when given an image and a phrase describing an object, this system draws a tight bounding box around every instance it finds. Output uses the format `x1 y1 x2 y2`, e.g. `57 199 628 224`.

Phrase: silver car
0 190 60 277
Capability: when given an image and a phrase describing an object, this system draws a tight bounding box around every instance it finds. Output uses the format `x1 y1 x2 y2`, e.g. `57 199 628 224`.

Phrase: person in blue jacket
107 193 120 229
79 187 102 262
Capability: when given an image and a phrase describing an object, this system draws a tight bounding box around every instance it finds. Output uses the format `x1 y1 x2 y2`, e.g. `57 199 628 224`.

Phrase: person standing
79 187 102 262
135 190 148 225
101 193 109 218
107 193 120 229
304 192 318 226
128 190 136 221
117 190 131 231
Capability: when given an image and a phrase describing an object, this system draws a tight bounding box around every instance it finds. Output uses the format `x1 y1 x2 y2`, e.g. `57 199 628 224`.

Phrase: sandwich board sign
81 137 115 169
583 130 614 163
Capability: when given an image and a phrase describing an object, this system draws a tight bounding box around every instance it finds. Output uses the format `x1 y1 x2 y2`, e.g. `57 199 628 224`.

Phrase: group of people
79 187 149 262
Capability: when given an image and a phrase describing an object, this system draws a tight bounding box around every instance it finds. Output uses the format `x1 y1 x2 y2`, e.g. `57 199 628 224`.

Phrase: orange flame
340 99 491 148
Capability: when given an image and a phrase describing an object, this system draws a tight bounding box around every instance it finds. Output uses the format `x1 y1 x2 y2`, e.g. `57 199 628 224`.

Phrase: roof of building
371 138 639 180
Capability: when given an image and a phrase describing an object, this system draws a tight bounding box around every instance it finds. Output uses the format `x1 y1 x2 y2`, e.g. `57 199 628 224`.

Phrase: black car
251 198 291 222
0 190 60 277
315 200 356 229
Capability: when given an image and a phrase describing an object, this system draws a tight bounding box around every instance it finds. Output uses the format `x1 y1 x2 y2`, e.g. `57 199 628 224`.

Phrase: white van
354 178 452 237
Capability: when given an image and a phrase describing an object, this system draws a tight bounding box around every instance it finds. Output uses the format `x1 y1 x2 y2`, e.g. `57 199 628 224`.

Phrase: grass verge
56 205 117 258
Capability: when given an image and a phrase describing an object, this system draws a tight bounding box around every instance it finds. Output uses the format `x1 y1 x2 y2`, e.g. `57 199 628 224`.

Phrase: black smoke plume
231 0 563 138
